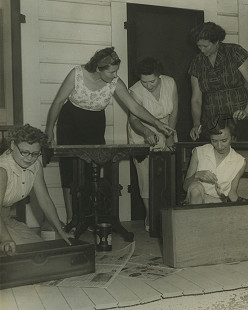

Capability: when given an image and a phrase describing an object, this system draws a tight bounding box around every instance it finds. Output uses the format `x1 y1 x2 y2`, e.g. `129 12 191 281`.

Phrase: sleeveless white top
128 75 177 146
69 66 119 111
196 144 245 197
0 152 40 207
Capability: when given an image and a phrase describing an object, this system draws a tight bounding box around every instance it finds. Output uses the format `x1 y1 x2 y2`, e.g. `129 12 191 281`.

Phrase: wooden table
44 144 150 241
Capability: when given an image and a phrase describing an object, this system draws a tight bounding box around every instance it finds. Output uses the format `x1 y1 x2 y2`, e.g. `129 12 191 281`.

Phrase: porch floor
2 220 248 310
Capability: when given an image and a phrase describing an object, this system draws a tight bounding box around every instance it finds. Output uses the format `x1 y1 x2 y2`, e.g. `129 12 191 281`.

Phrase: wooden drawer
0 239 95 289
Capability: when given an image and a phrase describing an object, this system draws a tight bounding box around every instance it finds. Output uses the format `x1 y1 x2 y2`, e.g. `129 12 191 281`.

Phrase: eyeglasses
15 144 41 158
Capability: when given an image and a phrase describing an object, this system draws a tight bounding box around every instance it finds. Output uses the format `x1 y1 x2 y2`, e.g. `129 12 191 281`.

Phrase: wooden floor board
178 268 223 293
83 287 118 310
210 263 248 288
12 285 45 310
117 276 162 304
0 288 19 310
145 277 184 298
59 287 95 310
106 278 140 307
192 265 240 290
162 273 204 295
35 286 71 310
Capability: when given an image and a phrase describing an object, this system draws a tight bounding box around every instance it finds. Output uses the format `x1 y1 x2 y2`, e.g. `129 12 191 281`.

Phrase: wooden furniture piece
45 144 150 241
0 239 95 290
162 142 248 268
149 151 176 238
162 202 248 268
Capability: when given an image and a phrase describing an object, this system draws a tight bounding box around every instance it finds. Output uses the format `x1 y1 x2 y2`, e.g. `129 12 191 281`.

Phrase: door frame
0 0 23 126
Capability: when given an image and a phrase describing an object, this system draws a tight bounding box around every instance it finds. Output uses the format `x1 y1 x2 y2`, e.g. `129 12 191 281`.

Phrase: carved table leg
90 162 100 226
111 161 134 242
66 158 88 238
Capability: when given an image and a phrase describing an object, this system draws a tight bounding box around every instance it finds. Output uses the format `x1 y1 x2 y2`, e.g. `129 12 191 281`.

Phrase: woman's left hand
155 120 175 136
166 135 176 151
233 109 248 120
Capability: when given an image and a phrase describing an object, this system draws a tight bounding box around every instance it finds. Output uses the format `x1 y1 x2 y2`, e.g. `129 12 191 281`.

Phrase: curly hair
85 47 121 72
190 22 226 44
7 124 49 148
135 57 164 77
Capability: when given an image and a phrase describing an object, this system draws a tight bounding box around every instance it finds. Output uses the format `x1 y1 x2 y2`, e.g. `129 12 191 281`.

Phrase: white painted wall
20 0 245 223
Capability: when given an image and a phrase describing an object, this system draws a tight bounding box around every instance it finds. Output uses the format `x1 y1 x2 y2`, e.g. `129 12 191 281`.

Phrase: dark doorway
126 4 204 220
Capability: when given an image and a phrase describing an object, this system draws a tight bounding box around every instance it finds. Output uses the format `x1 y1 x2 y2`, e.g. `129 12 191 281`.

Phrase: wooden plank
163 273 204 295
106 278 140 307
227 261 248 286
0 288 18 310
39 1 111 24
211 263 248 288
35 286 71 310
83 287 118 310
178 268 223 293
39 21 111 44
117 276 161 304
12 285 45 310
192 265 240 291
59 287 95 310
145 277 183 298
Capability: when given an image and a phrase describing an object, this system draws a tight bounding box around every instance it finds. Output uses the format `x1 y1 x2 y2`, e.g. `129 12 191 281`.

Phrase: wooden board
162 204 248 267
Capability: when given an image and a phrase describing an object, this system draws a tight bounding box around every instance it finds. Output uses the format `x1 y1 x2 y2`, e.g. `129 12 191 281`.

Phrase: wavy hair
190 22 226 44
206 114 237 138
7 124 49 148
85 47 121 72
135 57 164 77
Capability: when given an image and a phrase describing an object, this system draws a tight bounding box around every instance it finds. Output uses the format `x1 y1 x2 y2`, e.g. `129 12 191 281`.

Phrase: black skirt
56 100 106 187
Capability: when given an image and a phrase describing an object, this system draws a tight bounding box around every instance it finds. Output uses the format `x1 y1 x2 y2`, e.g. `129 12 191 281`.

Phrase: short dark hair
85 47 121 72
7 124 49 148
135 57 164 78
190 22 226 44
206 114 237 138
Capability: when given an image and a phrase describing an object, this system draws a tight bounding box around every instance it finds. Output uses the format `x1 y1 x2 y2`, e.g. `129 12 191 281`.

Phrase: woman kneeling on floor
0 124 72 256
183 115 246 204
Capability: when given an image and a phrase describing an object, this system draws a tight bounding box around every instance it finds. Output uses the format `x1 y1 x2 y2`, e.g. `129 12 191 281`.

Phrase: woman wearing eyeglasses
0 124 73 255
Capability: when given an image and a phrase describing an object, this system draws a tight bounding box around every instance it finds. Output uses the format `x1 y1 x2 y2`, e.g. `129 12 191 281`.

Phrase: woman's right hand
190 125 202 141
155 120 175 136
0 240 16 256
195 170 217 184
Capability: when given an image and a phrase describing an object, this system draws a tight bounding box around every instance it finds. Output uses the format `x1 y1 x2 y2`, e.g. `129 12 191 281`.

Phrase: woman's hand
155 120 175 136
45 127 55 145
143 128 158 146
190 125 202 141
58 229 74 246
233 109 248 120
0 240 16 256
195 170 218 184
166 135 176 151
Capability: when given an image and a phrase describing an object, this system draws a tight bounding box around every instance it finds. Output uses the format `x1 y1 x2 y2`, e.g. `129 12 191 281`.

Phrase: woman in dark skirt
45 47 175 230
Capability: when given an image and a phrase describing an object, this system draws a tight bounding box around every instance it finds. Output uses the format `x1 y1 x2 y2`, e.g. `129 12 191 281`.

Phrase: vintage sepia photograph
1 0 248 309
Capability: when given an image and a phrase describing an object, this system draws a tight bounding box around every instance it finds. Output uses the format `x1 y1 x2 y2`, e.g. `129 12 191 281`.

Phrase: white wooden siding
38 0 112 222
